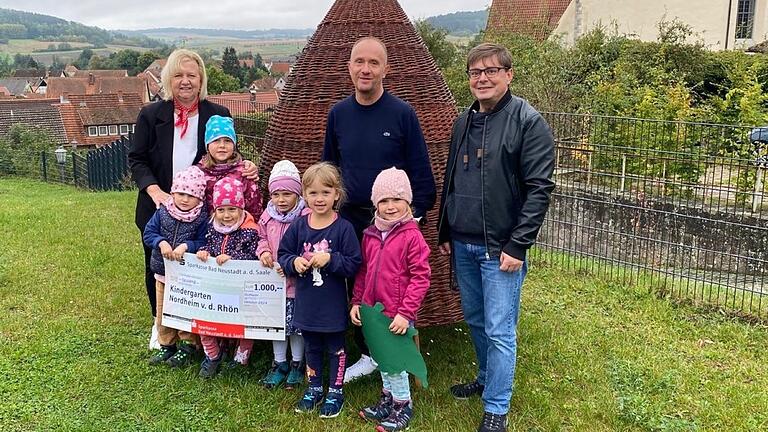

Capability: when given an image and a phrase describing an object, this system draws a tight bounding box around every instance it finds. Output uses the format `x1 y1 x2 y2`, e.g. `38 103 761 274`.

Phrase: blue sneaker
319 390 344 419
360 391 394 422
263 361 290 388
295 388 324 413
376 400 413 431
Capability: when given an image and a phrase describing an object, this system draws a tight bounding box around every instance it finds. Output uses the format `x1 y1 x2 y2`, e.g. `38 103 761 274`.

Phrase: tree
137 51 161 72
414 20 457 71
0 53 12 77
111 49 140 74
222 47 241 82
206 65 240 95
75 48 93 69
87 54 113 70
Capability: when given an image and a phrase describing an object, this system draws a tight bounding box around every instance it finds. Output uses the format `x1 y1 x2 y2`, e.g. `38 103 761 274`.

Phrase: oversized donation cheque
162 253 286 341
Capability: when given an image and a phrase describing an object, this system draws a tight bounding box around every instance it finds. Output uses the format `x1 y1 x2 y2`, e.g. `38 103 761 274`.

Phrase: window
736 0 755 39
88 126 97 136
98 126 108 136
109 125 118 135
119 124 129 135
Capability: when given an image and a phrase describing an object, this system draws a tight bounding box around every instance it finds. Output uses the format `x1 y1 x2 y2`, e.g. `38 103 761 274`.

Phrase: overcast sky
0 1 490 31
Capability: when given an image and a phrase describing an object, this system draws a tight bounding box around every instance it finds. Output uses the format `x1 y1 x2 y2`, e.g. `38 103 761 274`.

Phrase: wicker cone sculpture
260 0 462 327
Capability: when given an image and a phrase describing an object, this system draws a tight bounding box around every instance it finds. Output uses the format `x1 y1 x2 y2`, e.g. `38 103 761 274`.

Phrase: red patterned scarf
173 98 199 139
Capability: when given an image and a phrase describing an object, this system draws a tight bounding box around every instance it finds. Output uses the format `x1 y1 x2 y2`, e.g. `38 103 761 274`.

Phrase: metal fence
535 112 768 318
2 111 767 318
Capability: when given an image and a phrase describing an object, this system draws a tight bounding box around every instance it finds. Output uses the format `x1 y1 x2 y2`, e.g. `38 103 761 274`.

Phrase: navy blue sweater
277 215 362 332
322 91 436 220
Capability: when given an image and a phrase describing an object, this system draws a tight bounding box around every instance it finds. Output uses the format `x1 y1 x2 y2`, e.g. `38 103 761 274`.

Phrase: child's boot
319 388 344 419
376 400 413 432
198 354 222 379
166 342 197 368
359 390 394 422
284 361 305 390
148 344 177 366
262 360 290 388
294 387 324 413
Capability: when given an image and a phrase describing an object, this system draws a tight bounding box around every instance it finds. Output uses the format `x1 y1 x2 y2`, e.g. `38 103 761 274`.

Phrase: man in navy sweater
322 36 436 383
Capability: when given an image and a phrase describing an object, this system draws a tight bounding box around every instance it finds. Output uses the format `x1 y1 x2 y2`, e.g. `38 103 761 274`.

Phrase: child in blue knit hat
198 114 262 225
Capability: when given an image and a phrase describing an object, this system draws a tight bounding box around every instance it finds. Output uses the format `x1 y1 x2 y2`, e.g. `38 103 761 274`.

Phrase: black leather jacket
437 91 555 260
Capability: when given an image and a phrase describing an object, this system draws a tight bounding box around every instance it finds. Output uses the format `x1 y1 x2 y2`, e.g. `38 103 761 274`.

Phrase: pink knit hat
212 177 245 209
170 166 206 200
268 160 302 195
371 167 412 205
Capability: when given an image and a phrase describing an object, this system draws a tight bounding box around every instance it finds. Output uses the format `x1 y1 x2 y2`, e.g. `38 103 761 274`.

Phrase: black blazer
128 99 231 230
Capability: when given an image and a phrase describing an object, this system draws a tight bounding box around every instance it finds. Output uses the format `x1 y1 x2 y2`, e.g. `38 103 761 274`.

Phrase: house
248 76 286 92
207 90 279 115
46 75 150 103
0 99 69 145
486 0 768 50
0 78 34 97
239 58 255 69
54 92 144 147
139 59 167 101
12 68 47 79
265 61 293 76
71 69 129 78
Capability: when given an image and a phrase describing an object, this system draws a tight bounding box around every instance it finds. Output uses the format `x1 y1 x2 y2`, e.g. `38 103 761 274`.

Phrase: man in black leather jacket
437 43 555 432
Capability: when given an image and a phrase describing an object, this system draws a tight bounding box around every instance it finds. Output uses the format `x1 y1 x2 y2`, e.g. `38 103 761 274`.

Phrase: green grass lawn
1 177 767 432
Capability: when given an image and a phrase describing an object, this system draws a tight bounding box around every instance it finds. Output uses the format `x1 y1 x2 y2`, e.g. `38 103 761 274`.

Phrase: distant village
0 56 294 148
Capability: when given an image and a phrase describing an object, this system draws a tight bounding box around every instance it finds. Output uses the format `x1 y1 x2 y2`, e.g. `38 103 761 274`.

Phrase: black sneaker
148 345 176 366
198 355 222 379
376 400 413 432
359 391 393 422
319 390 344 419
166 343 197 368
450 380 484 400
477 412 507 432
295 387 324 413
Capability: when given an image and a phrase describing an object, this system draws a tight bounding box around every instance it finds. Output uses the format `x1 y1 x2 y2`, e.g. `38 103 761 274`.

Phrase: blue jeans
453 241 526 415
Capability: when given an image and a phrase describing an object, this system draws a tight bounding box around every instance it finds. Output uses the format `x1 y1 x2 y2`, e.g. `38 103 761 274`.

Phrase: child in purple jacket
350 167 431 432
195 176 260 378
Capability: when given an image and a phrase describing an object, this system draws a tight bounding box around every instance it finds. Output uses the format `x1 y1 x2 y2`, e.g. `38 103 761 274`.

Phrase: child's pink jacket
256 207 311 298
352 220 431 322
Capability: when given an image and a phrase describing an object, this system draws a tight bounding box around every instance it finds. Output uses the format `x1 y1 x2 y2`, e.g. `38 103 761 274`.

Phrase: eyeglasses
466 67 507 79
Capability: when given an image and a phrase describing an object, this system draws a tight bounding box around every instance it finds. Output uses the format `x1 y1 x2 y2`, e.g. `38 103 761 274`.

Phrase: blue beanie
205 115 237 147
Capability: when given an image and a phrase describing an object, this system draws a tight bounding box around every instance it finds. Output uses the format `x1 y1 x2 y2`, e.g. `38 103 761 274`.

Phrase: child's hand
389 314 409 335
216 254 231 266
171 243 188 261
309 252 330 268
260 252 274 268
196 250 210 261
274 263 285 277
293 257 310 274
350 305 362 326
159 241 173 259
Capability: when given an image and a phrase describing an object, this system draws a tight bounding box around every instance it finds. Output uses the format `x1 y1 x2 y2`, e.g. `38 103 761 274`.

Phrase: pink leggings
200 335 254 365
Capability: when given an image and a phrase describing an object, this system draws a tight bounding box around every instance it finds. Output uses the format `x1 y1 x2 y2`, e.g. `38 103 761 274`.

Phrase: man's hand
309 252 330 268
389 314 409 335
350 305 361 326
439 242 451 255
499 252 523 272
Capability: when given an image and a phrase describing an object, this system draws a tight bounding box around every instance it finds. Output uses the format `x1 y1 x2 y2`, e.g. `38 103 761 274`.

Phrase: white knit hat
268 160 302 195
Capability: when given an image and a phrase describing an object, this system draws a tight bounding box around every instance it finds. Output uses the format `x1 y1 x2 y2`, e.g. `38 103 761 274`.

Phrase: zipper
172 220 179 248
437 113 472 238
371 237 385 297
221 234 229 256
480 117 490 260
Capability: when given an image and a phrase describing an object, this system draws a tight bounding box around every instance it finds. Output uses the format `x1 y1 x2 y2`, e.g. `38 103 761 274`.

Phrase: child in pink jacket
257 160 309 389
349 167 431 432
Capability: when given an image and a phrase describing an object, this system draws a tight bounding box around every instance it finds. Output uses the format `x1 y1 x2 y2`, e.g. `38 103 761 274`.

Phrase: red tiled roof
0 99 68 144
486 0 572 40
250 77 277 91
261 0 461 327
208 91 279 115
239 59 255 68
72 69 128 78
46 77 149 103
53 93 143 147
269 62 292 75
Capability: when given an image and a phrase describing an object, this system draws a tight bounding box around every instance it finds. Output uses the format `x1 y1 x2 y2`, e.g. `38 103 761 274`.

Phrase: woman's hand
242 160 259 181
146 184 170 208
